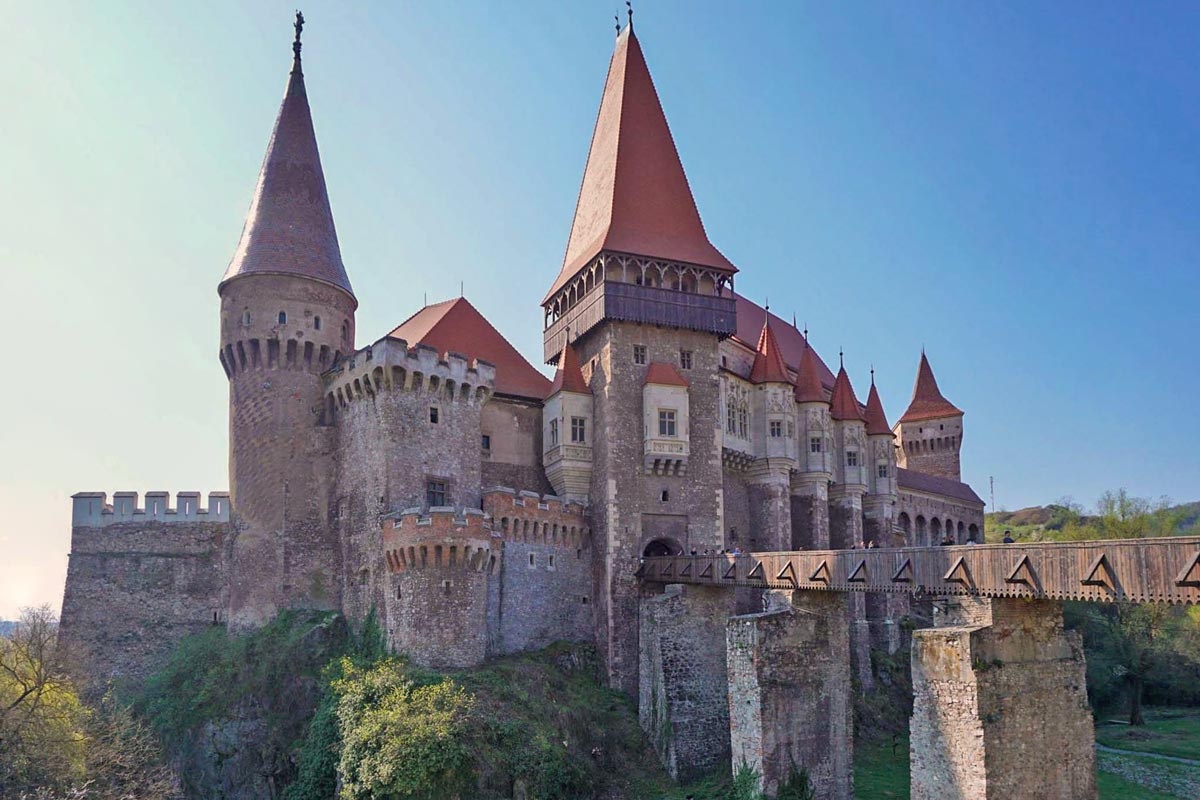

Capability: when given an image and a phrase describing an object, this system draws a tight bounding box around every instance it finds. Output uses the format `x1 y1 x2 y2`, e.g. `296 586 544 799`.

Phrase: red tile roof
644 361 689 387
543 27 735 305
830 367 865 422
221 52 354 300
898 352 963 423
897 468 984 506
732 294 836 389
864 381 893 436
548 341 590 397
793 346 828 404
388 298 551 400
749 318 791 384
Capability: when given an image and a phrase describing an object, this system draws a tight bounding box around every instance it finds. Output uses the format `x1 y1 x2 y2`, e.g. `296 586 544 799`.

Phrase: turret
828 360 867 549
543 336 593 503
790 342 833 549
863 374 898 544
744 316 795 549
893 352 964 481
218 14 355 627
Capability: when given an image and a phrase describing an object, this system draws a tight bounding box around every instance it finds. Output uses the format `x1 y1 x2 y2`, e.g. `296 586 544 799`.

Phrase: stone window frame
810 436 822 453
528 552 537 569
314 315 322 331
658 408 678 437
570 416 587 443
429 406 440 424
633 344 647 365
481 433 491 451
278 310 287 325
549 418 559 446
769 419 783 438
877 463 888 479
679 349 693 370
846 450 859 467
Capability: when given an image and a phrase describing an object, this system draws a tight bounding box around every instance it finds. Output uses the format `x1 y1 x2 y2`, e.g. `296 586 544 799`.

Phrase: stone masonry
910 597 1096 800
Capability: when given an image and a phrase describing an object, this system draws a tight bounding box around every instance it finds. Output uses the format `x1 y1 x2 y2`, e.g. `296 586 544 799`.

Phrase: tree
1080 602 1182 725
0 606 88 793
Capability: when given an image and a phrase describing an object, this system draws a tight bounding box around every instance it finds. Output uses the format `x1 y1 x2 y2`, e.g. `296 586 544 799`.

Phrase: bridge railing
638 536 1200 605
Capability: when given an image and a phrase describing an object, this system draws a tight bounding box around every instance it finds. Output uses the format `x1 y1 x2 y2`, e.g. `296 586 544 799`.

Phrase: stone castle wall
482 398 553 495
60 492 229 691
896 416 963 481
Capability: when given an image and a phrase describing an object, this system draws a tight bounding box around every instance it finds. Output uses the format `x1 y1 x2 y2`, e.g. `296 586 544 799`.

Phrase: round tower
791 343 832 549
218 16 356 627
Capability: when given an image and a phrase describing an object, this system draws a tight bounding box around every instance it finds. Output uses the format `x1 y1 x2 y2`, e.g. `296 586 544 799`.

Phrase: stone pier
639 584 735 782
910 597 1096 800
727 590 853 800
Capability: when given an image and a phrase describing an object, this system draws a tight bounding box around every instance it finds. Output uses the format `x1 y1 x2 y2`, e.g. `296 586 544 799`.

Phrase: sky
2 1 1199 618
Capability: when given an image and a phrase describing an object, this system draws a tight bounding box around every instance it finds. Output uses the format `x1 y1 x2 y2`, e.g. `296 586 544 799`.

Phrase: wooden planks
639 537 1200 605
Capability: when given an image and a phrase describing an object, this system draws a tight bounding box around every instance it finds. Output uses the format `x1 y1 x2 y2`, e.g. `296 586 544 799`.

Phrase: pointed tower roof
388 298 551 400
898 352 963 423
543 26 735 304
864 380 893 436
548 338 590 397
793 345 828 404
830 366 865 422
749 318 791 384
221 20 354 301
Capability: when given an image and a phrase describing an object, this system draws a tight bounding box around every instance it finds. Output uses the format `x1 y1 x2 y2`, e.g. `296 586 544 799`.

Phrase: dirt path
1095 743 1200 767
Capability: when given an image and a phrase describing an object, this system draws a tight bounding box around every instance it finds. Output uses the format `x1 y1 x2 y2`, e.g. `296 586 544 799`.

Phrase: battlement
71 491 230 528
382 507 496 574
483 487 591 548
325 336 496 411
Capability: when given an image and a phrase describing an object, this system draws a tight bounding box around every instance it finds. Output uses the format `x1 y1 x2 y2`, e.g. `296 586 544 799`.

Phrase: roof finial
614 12 621 36
870 364 875 385
626 0 633 28
803 323 809 341
460 280 464 298
293 10 304 62
792 312 797 329
764 296 769 313
839 348 844 369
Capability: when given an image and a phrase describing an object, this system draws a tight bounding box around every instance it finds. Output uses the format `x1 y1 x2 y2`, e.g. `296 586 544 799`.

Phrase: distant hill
986 499 1200 543
0 620 15 638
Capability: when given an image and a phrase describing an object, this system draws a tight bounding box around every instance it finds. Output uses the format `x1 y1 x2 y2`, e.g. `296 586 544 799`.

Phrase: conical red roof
222 48 353 300
898 352 963 423
864 382 893 436
543 27 735 304
794 346 827 403
749 318 791 384
548 340 590 397
830 367 865 422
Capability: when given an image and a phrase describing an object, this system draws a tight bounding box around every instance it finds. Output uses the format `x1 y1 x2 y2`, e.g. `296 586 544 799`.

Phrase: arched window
898 512 911 537
278 311 287 325
915 515 927 547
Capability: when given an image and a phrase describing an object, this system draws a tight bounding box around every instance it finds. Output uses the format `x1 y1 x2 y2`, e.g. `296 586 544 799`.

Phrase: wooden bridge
638 535 1200 605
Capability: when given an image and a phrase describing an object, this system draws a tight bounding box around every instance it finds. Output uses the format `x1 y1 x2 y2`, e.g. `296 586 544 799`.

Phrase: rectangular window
679 350 693 370
429 406 439 424
528 553 536 569
810 437 822 453
548 554 556 569
549 419 559 446
846 451 858 467
726 404 736 435
737 407 748 439
633 344 647 365
658 409 677 437
426 480 447 507
877 464 888 479
571 416 586 443
481 434 491 450
769 420 783 438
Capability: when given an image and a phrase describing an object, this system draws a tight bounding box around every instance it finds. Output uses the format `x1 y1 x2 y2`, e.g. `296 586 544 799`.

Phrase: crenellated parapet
324 336 496 413
482 487 592 548
71 491 230 528
381 507 497 574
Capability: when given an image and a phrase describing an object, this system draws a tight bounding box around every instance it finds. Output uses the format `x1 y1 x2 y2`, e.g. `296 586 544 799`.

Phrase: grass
852 722 1200 800
1095 708 1200 761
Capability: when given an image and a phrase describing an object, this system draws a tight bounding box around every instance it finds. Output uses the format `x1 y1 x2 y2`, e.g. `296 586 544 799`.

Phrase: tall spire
749 317 790 384
898 352 962 423
830 366 865 422
864 381 893 436
220 13 354 301
543 26 735 303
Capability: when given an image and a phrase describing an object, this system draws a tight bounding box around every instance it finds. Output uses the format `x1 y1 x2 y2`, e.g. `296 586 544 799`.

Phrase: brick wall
60 519 227 691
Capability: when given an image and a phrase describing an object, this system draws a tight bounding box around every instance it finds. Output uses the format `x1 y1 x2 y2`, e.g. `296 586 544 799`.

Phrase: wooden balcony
544 280 737 363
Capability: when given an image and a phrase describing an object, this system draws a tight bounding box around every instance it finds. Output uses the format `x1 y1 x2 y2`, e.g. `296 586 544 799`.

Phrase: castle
59 18 984 696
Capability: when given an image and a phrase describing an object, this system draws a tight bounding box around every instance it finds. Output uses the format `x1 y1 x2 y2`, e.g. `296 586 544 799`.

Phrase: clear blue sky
3 1 1199 617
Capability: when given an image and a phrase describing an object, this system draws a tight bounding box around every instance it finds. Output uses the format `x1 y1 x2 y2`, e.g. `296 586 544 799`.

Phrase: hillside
985 494 1200 543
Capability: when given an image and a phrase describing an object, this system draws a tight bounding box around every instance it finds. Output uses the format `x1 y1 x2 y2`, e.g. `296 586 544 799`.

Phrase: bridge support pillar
910 597 1096 800
727 590 853 800
830 486 873 689
789 474 829 549
639 584 734 782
